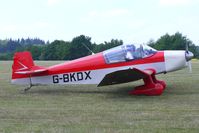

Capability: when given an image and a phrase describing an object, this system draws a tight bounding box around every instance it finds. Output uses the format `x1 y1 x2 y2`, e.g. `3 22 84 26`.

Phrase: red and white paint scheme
11 44 193 96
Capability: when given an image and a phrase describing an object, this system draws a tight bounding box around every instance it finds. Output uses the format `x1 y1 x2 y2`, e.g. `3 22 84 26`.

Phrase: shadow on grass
24 84 139 98
161 84 199 96
24 83 168 99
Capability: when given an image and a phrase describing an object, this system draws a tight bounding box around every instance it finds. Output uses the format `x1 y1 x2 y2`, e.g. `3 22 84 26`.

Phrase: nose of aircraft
185 51 194 61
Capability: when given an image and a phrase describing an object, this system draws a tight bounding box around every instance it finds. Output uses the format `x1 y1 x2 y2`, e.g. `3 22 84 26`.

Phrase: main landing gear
129 69 166 96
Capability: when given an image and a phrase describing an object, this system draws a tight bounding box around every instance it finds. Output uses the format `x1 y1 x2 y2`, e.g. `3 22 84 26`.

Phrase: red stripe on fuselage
12 51 165 79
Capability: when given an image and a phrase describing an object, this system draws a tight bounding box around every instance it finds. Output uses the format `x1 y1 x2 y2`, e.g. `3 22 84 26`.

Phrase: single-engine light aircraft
11 44 193 96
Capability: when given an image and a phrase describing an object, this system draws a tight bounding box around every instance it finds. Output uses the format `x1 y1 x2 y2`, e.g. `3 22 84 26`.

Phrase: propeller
185 43 194 73
188 61 192 73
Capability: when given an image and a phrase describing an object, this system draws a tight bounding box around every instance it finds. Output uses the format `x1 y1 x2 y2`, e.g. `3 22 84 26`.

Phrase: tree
41 40 70 60
149 33 172 50
24 45 43 60
93 39 123 53
148 32 199 58
68 35 92 60
6 39 22 52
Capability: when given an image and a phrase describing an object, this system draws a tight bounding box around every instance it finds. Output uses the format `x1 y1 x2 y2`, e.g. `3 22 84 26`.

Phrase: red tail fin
12 51 34 73
12 51 35 83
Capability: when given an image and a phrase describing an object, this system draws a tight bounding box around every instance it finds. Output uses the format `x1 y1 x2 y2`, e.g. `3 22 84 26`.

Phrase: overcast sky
0 0 199 44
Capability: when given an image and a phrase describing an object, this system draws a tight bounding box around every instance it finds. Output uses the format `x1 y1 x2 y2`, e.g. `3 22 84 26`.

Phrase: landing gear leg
151 74 166 89
129 70 165 96
24 75 33 92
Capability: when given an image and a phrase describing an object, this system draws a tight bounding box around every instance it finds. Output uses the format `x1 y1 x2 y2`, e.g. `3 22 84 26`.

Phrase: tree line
0 38 45 53
0 32 199 60
0 35 123 60
148 32 199 58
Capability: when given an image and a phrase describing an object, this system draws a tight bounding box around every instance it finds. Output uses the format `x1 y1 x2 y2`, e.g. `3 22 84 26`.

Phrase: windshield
103 44 157 64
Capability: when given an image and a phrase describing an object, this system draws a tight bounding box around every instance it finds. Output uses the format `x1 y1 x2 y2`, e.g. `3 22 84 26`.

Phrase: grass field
0 61 199 133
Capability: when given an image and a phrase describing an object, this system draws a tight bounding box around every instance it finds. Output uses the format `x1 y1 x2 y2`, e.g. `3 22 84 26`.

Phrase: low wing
98 68 154 86
14 66 48 75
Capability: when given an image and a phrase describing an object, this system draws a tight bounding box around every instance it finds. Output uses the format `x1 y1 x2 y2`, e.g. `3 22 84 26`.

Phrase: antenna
82 43 95 55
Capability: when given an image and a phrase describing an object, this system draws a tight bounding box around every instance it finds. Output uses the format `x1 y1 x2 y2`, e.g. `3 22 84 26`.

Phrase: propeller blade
188 61 192 73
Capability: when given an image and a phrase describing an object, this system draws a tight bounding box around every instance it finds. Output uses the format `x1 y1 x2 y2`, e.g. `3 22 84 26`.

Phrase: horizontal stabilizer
15 66 48 75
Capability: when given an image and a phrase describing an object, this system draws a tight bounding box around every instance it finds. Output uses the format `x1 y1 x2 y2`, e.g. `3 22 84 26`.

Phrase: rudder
12 51 35 83
12 51 34 73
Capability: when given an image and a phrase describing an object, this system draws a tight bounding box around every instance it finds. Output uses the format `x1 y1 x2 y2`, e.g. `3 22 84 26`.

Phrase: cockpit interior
103 44 157 64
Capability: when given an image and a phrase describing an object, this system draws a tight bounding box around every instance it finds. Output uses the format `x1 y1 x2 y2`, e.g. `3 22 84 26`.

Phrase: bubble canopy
103 44 157 64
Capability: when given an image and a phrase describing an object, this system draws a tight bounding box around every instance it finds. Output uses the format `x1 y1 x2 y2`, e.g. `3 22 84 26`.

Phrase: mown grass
0 61 199 133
